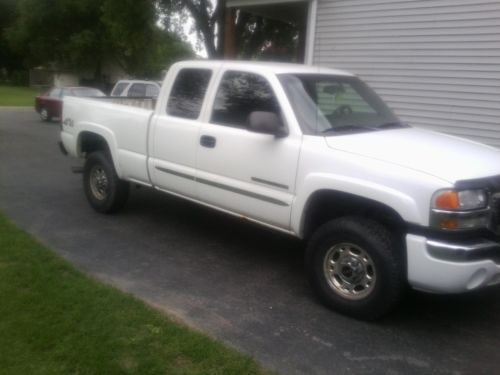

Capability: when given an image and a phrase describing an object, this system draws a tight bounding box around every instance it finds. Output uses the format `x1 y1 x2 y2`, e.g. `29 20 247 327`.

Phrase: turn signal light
432 189 488 211
434 191 460 210
439 218 459 230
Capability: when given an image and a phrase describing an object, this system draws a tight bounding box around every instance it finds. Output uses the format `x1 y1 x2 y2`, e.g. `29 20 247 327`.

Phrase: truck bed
62 96 154 184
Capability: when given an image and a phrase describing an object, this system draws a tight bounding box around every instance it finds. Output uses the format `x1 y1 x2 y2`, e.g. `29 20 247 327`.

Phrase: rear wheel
306 217 404 320
83 151 129 213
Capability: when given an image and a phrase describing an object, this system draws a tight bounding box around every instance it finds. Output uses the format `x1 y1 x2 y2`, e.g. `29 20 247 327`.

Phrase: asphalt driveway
1 109 499 375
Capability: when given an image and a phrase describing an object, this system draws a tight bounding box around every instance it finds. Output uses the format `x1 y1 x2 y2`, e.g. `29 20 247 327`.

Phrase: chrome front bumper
406 234 500 293
426 238 500 263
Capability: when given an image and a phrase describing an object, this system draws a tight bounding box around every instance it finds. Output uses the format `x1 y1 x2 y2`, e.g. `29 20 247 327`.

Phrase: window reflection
167 69 212 120
211 71 281 128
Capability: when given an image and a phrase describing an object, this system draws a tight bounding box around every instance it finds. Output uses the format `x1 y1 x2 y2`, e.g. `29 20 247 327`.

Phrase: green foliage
143 29 193 78
0 213 269 374
0 0 24 80
101 0 192 77
5 0 193 80
157 0 300 61
158 0 225 57
6 70 29 86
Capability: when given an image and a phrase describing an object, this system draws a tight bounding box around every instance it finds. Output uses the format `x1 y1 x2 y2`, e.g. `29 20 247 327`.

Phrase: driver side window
211 71 281 129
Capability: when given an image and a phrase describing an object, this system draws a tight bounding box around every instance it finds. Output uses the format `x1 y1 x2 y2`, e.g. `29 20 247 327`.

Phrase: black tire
83 151 129 213
40 108 51 122
306 217 404 320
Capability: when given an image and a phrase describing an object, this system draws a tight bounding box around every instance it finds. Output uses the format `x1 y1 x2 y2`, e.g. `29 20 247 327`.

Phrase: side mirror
247 111 288 138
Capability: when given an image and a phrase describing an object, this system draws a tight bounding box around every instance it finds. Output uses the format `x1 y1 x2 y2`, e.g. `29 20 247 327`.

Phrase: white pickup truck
60 60 500 319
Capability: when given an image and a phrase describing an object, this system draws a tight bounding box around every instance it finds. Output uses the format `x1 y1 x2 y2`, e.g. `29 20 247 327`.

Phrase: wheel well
302 190 406 240
78 132 110 157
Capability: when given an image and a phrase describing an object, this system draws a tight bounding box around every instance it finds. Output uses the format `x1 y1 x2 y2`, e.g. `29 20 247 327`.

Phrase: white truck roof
171 60 354 77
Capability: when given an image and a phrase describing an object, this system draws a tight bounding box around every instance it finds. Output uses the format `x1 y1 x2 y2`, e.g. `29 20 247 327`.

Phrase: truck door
149 68 213 198
196 70 301 230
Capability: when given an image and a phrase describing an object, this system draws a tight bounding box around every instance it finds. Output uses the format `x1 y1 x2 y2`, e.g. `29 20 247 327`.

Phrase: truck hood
325 128 500 184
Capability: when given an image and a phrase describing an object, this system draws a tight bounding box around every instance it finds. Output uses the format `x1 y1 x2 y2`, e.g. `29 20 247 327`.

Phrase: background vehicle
110 80 161 98
60 61 500 320
35 87 105 121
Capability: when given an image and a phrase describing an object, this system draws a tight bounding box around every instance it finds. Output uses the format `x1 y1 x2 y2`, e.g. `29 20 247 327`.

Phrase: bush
0 70 30 86
10 70 29 86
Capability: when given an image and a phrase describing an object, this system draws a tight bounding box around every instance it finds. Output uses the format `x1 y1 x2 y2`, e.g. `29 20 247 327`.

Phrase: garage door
313 0 500 146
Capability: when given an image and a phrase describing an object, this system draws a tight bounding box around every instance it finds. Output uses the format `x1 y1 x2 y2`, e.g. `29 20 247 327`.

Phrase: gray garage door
313 0 500 147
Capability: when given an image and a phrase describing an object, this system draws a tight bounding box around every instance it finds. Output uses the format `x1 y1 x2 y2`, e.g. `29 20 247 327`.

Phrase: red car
35 86 106 121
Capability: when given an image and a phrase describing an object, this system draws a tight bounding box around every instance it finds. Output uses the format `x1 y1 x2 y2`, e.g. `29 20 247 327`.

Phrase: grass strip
0 214 267 374
0 85 39 106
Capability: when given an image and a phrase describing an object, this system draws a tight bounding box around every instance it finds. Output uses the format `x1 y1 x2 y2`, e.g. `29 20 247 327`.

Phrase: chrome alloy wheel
323 242 376 300
89 165 109 200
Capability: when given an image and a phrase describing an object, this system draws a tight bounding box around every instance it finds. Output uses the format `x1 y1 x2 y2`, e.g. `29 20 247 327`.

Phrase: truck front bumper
406 234 500 293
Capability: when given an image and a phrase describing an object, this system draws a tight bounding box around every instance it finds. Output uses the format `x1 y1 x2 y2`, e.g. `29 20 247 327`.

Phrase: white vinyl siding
313 0 500 147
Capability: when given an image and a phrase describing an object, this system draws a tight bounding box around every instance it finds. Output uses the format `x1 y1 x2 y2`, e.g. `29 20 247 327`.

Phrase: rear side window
211 71 281 128
167 69 212 120
128 83 147 97
112 82 128 96
145 84 159 97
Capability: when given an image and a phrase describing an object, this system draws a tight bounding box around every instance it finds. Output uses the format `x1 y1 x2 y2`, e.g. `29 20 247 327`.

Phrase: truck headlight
430 189 489 230
432 189 487 211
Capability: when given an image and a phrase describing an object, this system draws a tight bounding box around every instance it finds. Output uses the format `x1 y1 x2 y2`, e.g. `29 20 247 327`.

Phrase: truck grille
488 192 500 235
456 175 500 235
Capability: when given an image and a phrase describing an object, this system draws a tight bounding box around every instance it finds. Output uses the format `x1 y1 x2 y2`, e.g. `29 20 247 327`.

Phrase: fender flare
291 173 422 237
75 122 123 178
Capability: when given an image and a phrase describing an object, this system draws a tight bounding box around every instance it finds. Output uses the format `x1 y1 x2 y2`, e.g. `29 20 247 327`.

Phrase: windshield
279 74 405 135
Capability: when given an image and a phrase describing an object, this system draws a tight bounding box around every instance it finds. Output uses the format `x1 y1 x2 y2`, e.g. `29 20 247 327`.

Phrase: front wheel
306 217 404 320
83 151 129 213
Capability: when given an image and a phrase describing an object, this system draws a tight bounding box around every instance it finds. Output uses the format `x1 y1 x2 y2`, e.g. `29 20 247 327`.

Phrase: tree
0 0 25 82
158 0 226 58
157 0 300 61
101 0 192 77
6 0 192 80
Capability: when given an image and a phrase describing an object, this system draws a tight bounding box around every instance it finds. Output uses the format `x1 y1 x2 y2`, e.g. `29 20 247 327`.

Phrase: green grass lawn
0 85 39 106
0 213 268 375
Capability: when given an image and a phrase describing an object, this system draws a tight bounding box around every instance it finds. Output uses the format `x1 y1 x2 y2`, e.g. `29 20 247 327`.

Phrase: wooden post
224 8 237 59
297 21 307 63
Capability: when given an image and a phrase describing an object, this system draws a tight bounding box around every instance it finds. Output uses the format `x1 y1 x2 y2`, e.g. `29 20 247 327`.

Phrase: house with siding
225 0 500 147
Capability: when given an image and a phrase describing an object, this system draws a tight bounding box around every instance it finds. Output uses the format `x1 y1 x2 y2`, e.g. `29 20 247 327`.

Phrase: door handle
200 135 216 148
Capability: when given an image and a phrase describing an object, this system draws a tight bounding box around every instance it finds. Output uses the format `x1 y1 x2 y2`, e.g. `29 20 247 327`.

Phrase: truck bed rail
93 96 157 110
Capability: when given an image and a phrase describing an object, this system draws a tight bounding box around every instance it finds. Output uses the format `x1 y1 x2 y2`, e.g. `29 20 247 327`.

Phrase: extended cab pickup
61 60 500 319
